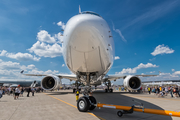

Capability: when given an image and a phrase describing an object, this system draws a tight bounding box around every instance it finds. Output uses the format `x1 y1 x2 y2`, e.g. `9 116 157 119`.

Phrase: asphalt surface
0 90 180 120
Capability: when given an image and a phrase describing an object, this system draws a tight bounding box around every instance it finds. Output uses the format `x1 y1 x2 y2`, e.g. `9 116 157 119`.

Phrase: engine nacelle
123 75 141 91
41 75 62 91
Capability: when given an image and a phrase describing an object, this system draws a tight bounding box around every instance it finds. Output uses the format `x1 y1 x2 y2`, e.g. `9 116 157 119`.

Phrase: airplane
22 7 158 112
0 79 40 87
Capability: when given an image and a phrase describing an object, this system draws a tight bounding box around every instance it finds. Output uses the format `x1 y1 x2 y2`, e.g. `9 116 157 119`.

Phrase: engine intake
41 75 61 91
123 75 141 90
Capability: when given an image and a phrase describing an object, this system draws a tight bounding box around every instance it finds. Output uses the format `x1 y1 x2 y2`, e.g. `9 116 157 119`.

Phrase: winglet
20 70 24 74
79 5 81 14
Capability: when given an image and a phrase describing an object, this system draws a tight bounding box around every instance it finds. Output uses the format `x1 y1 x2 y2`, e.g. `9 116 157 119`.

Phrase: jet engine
123 75 141 91
41 75 62 91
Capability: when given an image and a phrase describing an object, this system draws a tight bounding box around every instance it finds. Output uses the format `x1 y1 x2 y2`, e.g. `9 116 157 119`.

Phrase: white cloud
0 59 61 80
120 68 136 74
136 63 158 69
0 50 40 61
0 59 39 79
0 60 21 70
6 52 40 61
28 41 62 58
149 58 156 61
141 72 180 82
0 50 7 56
131 70 180 82
150 71 155 73
112 22 127 42
57 21 66 29
37 30 56 43
174 71 180 75
114 56 120 60
54 32 63 43
0 59 36 70
117 63 158 74
27 64 36 69
172 69 175 72
27 69 59 75
28 27 65 58
151 44 174 56
62 64 65 67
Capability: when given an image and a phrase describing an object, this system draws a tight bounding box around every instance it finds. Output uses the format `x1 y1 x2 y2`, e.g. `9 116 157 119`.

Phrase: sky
0 0 180 85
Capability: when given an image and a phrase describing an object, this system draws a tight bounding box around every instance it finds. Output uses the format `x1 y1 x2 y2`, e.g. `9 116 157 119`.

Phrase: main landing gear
73 81 81 93
104 80 113 93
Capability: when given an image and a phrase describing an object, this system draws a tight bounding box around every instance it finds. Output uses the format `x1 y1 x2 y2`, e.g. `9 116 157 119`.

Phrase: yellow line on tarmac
44 93 105 120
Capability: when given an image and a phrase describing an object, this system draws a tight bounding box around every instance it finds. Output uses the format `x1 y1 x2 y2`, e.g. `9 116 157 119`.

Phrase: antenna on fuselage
79 5 81 14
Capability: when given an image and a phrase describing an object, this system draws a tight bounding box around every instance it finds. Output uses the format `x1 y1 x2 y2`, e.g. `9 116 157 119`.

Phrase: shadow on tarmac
90 91 173 120
45 91 72 95
47 90 173 120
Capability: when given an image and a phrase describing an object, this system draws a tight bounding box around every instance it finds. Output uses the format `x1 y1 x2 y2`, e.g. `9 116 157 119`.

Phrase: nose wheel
77 96 97 112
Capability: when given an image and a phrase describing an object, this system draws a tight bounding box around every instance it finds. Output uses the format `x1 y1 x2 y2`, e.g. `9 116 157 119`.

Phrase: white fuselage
63 12 114 83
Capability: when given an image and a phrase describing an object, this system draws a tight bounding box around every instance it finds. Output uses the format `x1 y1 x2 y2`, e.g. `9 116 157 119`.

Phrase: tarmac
0 90 180 120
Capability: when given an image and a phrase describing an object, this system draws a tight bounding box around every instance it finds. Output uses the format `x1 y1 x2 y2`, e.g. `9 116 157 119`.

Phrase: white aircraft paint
63 11 114 81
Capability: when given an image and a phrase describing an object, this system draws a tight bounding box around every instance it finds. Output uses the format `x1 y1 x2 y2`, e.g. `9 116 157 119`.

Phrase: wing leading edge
107 74 158 81
22 73 77 81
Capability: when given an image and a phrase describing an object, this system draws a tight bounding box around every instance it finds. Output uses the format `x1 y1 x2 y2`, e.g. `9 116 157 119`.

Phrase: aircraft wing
22 73 77 81
107 74 158 81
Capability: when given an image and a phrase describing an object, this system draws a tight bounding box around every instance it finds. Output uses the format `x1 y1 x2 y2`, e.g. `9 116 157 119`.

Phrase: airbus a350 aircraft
23 8 157 112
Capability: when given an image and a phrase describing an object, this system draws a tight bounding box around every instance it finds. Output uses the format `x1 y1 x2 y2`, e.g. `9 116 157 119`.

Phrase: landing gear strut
77 73 97 112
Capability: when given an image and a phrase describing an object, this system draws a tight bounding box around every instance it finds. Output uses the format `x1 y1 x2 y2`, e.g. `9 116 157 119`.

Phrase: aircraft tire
89 96 97 110
77 97 90 112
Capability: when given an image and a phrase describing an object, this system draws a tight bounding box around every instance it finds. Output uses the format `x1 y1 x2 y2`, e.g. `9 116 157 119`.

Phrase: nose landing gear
77 96 97 112
77 86 97 112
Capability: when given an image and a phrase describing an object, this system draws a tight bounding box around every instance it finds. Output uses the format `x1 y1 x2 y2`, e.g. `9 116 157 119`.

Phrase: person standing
27 87 31 97
0 87 3 99
165 86 168 96
20 87 24 97
148 87 150 94
170 86 173 98
31 87 35 96
14 85 20 100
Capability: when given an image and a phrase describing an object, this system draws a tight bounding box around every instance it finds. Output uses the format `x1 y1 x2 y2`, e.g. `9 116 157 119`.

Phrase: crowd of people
0 85 44 100
145 85 180 98
113 85 180 98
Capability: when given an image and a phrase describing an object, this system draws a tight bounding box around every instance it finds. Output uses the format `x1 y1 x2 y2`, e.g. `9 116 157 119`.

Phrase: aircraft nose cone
65 14 104 52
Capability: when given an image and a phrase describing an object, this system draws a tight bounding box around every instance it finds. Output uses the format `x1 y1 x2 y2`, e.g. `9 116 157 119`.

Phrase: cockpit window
81 11 102 17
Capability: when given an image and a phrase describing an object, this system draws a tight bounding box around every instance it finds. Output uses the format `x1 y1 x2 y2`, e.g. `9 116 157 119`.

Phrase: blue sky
0 0 180 84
